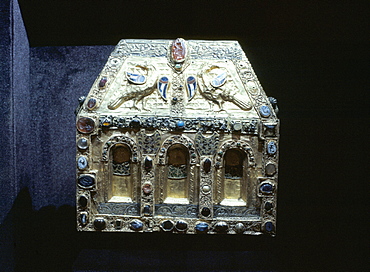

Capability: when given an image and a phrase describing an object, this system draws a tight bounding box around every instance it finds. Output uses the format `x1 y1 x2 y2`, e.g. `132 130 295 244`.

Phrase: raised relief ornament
76 38 279 235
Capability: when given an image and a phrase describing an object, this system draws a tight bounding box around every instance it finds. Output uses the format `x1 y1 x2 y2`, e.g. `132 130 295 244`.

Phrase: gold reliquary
76 38 279 235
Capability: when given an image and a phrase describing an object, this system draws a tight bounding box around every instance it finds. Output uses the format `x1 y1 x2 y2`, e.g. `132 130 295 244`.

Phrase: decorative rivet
202 185 211 193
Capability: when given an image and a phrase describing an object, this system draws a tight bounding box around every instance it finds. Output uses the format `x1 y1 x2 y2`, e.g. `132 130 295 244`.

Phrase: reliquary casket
76 38 279 235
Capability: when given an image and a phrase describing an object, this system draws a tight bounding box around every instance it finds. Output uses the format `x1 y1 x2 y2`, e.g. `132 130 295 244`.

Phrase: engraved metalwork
76 38 279 236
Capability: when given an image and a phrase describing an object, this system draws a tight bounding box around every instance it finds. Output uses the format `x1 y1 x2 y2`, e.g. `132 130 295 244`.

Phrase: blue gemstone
260 105 271 117
177 120 185 128
79 213 87 225
267 141 277 155
130 220 143 231
175 220 188 231
143 205 151 215
78 175 95 188
260 183 274 194
265 221 274 232
195 222 209 232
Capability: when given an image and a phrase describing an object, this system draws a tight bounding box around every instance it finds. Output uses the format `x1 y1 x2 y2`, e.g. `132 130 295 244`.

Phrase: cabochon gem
195 222 209 232
77 138 88 150
130 219 143 231
77 117 95 134
94 218 106 230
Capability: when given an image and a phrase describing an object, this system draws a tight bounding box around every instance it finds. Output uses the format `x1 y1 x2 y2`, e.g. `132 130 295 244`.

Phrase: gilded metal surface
76 38 279 235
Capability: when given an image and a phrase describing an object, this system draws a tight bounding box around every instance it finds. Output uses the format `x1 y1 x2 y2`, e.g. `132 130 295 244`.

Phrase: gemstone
260 183 274 194
215 222 228 233
87 98 97 110
94 218 106 230
129 118 141 128
195 222 209 232
175 220 188 231
176 120 185 129
266 163 276 176
98 77 107 88
171 38 186 62
78 175 95 188
260 105 271 117
265 221 274 232
265 202 273 211
144 156 153 171
203 158 211 173
143 205 151 216
235 223 245 234
211 70 227 88
77 156 88 170
161 220 174 231
267 141 277 155
76 117 95 134
102 117 111 127
130 219 143 231
142 184 152 195
115 219 123 229
172 97 178 103
79 213 87 226
201 207 211 217
202 185 211 193
77 138 88 150
233 122 242 131
78 195 88 208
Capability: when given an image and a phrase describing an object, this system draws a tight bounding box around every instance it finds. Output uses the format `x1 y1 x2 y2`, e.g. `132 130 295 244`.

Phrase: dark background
1 0 369 271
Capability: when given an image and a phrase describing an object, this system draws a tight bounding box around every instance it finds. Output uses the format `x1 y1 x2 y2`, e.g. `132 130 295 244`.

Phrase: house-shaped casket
76 38 279 235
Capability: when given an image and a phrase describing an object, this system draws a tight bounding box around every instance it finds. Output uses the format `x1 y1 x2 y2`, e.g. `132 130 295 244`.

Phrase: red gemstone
98 77 107 88
171 38 186 62
87 98 97 110
142 184 152 195
76 117 95 133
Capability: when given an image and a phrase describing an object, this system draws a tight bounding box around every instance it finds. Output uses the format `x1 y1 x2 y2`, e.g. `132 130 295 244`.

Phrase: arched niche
101 135 140 203
215 140 256 206
156 135 198 204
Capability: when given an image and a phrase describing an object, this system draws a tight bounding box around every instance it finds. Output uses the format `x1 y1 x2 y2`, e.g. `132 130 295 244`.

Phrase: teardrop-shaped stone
203 158 211 173
87 98 97 110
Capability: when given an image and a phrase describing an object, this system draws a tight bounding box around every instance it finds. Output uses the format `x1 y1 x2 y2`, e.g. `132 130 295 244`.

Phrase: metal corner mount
76 38 279 235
